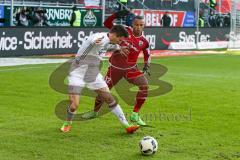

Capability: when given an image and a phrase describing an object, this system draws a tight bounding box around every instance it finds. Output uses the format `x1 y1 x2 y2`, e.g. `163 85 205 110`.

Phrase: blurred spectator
208 12 216 27
26 7 34 26
161 12 171 27
215 14 223 27
223 13 230 27
125 7 135 26
70 6 81 27
207 12 230 28
209 0 217 10
198 13 205 27
16 8 30 26
32 8 49 26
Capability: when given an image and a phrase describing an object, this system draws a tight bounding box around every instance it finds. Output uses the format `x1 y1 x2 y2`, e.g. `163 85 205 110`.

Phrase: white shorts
68 63 108 92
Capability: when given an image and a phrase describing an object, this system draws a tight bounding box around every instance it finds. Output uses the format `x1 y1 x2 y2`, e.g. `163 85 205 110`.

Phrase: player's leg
95 87 139 133
84 73 139 133
95 67 124 112
82 67 124 118
60 63 86 132
60 94 80 132
126 70 149 126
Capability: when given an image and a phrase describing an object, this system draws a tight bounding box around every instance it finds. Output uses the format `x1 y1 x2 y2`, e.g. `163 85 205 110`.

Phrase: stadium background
0 0 234 57
0 1 240 160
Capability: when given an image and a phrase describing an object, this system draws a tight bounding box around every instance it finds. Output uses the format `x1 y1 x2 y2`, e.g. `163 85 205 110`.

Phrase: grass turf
0 54 240 160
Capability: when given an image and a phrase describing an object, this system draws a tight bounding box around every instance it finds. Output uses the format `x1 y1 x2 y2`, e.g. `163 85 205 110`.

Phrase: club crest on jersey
139 41 143 47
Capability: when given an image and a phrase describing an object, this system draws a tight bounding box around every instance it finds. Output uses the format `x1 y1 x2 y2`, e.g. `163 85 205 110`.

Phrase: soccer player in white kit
60 25 139 133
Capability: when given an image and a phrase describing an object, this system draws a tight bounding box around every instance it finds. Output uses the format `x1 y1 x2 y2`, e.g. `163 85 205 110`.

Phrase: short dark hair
134 15 144 20
110 25 129 38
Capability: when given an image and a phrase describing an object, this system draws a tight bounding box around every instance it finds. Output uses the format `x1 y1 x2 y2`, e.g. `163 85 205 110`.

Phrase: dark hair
133 15 144 21
110 25 129 38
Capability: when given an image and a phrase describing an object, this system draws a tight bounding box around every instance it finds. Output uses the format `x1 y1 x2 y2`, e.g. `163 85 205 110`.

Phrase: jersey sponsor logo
139 40 143 47
124 41 140 52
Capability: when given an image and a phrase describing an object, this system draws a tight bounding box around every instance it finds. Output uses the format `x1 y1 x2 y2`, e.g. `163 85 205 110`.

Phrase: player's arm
104 9 130 29
91 34 104 45
106 44 130 57
75 34 103 63
106 44 121 51
142 42 151 76
93 37 104 45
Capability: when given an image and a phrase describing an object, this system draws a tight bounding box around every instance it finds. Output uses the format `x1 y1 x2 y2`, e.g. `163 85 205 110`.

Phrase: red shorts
104 65 144 89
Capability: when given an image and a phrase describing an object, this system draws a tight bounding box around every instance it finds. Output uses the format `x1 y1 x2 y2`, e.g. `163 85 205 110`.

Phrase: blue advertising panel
0 5 4 26
183 12 195 27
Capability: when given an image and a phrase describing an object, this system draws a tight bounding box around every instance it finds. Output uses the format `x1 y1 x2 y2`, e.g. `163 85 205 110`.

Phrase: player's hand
119 46 130 57
143 63 150 76
94 37 104 45
115 9 130 18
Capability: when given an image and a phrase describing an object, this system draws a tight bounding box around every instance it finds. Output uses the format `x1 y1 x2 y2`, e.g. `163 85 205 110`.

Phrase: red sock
133 99 146 112
133 85 148 113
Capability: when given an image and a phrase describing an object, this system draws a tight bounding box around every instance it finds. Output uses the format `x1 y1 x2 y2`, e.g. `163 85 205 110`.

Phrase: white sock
111 104 129 127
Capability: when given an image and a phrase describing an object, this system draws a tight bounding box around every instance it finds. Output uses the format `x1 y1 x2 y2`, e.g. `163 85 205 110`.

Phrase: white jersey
76 32 110 60
69 32 117 91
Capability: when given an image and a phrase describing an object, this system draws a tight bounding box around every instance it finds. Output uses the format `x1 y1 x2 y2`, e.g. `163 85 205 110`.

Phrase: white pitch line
0 60 109 73
0 55 234 75
0 58 70 67
0 65 59 72
1 63 238 80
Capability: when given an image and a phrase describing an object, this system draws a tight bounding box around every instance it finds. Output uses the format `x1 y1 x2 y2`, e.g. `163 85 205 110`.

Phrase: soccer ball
139 136 158 156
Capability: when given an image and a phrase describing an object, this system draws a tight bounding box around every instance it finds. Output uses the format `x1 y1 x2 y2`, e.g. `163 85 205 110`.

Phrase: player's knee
105 96 114 104
140 85 148 91
69 99 78 111
67 106 77 116
96 95 103 103
70 105 78 112
101 92 115 104
103 94 117 108
69 106 77 113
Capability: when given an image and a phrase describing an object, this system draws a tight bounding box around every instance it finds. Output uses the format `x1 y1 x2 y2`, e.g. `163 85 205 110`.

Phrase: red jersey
104 14 150 69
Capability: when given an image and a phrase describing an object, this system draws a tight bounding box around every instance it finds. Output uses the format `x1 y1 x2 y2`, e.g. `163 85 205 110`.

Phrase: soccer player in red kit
83 10 150 126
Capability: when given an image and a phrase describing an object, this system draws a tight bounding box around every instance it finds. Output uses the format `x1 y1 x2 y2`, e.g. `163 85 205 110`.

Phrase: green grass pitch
0 54 239 160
